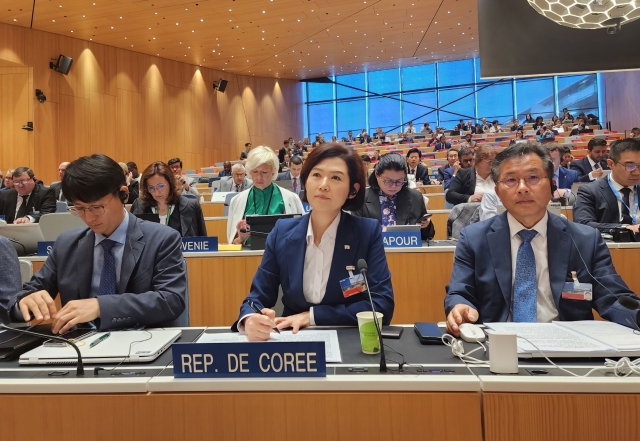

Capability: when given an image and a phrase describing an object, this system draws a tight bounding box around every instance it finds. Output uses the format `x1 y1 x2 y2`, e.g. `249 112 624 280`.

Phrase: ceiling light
528 0 640 31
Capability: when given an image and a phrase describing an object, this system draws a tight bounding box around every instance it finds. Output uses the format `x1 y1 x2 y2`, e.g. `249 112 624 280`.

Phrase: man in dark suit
570 137 609 182
276 155 304 196
50 161 71 204
437 148 459 182
443 148 474 191
219 164 253 192
8 154 187 334
406 148 438 185
218 161 232 178
574 138 640 234
446 145 496 206
445 143 638 336
547 144 579 200
0 167 56 224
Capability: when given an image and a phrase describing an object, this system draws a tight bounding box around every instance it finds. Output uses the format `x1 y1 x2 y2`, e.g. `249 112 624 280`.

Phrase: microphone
357 259 387 373
619 296 640 310
8 238 27 256
239 228 269 237
0 324 85 375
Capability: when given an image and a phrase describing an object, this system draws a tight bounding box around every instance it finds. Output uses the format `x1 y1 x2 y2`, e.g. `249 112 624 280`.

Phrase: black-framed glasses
380 178 406 188
498 176 548 189
68 195 113 217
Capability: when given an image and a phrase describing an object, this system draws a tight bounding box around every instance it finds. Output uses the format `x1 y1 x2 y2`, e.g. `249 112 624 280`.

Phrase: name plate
37 241 56 256
181 236 218 252
302 202 312 213
172 341 326 378
0 215 4 221
382 231 421 248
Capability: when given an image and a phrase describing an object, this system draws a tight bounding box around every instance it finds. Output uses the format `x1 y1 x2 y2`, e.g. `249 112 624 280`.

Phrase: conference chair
18 259 33 285
56 201 68 213
39 213 87 241
447 202 481 239
183 194 197 200
224 193 238 216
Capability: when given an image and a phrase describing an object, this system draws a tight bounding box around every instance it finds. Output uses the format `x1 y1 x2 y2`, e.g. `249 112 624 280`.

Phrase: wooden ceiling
0 0 480 79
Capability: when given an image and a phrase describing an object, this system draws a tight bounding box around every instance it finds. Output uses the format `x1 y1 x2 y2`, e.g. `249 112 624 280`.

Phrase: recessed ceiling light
111 26 114 29
70 30 74 32
200 19 204 22
52 19 56 22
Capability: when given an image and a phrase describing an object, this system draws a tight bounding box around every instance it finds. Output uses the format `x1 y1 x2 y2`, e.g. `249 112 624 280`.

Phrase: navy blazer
573 178 639 231
556 166 579 189
445 212 639 326
570 156 609 182
0 237 22 324
442 167 457 190
11 212 187 330
233 213 394 329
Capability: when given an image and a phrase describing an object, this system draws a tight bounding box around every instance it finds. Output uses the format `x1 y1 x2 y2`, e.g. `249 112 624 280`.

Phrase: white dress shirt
474 173 495 196
303 212 341 325
479 190 502 221
489 125 501 133
405 126 417 134
609 175 638 223
507 212 559 322
586 156 601 181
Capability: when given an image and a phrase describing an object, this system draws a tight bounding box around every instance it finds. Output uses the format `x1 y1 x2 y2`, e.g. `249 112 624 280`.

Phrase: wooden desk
201 203 224 217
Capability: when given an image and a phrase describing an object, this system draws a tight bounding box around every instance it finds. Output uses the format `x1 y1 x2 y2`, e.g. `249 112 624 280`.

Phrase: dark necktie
513 230 538 322
293 177 298 193
16 195 30 219
620 187 632 224
236 184 241 192
98 239 117 296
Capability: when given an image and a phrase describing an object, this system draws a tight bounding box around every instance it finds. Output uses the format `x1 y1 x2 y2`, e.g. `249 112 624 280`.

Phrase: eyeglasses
14 180 31 186
616 163 640 172
498 175 548 189
147 183 167 193
68 195 114 217
380 178 406 188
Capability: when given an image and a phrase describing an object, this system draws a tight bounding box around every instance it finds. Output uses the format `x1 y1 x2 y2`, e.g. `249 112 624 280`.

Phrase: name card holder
382 231 421 248
37 241 56 256
181 236 218 253
172 341 326 378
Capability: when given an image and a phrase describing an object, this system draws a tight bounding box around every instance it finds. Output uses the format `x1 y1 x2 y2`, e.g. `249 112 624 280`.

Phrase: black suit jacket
446 167 477 206
0 184 56 223
352 187 436 240
573 178 638 231
570 156 609 182
130 195 207 238
408 163 431 185
50 182 73 206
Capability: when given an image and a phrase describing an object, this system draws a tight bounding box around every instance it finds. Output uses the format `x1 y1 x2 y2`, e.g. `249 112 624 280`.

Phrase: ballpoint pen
89 332 111 348
248 301 281 334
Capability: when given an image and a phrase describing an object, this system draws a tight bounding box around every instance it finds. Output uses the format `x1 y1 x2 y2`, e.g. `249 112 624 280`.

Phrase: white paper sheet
554 320 640 352
485 322 613 354
196 330 342 363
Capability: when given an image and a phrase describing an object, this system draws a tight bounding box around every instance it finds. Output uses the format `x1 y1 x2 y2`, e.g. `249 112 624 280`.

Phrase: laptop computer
0 223 45 256
246 213 298 250
19 329 182 365
275 179 293 191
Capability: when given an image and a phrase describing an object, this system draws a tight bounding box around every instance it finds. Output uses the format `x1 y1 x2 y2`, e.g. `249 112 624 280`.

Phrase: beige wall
603 70 640 134
0 23 304 184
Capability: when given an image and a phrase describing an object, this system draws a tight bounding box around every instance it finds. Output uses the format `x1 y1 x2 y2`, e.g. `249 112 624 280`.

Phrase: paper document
554 320 640 352
197 330 342 363
485 323 612 354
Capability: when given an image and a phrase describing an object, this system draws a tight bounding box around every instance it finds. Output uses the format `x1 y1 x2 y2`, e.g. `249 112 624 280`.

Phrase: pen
248 301 280 334
89 332 111 348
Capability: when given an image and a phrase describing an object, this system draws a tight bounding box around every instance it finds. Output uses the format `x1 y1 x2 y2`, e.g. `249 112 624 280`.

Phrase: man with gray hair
0 169 14 193
218 163 253 193
445 142 638 336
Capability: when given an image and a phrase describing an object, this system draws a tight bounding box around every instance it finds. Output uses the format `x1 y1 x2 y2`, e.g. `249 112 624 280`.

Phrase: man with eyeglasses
6 154 187 334
574 138 640 235
0 167 56 224
219 163 253 193
442 148 475 191
445 143 639 336
446 145 496 206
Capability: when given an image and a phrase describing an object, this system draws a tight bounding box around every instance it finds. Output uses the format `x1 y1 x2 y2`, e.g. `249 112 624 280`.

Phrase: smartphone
417 213 433 223
414 322 444 345
381 326 404 339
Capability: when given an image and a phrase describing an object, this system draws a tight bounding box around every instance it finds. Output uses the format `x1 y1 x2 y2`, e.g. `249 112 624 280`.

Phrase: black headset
119 190 129 203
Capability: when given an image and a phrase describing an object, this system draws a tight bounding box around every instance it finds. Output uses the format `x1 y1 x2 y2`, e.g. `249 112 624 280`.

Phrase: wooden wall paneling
160 57 184 90
90 91 117 158
163 84 186 162
24 30 59 105
183 81 206 169
139 54 164 92
204 85 220 166
0 23 25 65
204 219 227 239
610 248 640 295
88 42 117 97
116 88 142 163
140 86 165 167
33 102 59 183
56 36 91 100
0 68 32 170
115 48 141 94
57 94 90 162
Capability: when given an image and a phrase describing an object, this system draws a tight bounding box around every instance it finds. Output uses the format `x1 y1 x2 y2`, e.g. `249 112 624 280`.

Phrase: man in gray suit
219 164 253 192
8 154 186 334
0 236 22 324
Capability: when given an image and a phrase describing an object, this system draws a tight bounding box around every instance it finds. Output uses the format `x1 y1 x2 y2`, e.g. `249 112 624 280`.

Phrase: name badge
561 282 592 301
172 342 326 378
37 241 56 256
181 236 218 252
382 231 421 248
339 273 365 298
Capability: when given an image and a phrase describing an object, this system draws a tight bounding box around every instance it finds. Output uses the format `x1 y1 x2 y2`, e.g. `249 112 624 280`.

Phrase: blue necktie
98 239 117 296
513 230 538 322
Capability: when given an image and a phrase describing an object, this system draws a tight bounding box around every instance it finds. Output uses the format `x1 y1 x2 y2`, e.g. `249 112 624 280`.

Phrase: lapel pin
344 245 350 250
346 265 355 271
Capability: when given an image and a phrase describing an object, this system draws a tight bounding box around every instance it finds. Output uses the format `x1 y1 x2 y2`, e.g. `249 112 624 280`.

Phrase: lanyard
152 204 174 225
607 174 637 225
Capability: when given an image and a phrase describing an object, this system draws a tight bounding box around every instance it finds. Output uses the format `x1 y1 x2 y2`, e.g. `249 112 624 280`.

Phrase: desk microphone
239 228 269 237
357 259 387 373
8 238 27 256
0 324 85 376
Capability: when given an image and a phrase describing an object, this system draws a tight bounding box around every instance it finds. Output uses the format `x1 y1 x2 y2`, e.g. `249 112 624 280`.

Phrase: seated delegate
227 146 304 244
352 153 435 241
444 143 639 336
130 161 207 237
233 143 394 341
446 144 497 206
0 167 56 224
0 236 22 324
6 154 187 333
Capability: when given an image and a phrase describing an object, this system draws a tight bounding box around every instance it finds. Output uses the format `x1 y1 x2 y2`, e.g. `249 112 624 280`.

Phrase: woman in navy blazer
234 143 394 341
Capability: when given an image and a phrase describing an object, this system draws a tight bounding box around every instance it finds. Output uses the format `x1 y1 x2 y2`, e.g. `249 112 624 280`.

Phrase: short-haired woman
352 153 435 241
130 161 207 237
233 143 394 341
227 146 304 244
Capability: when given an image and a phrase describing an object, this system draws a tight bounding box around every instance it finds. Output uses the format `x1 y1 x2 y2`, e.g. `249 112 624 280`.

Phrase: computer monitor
0 223 45 256
246 213 299 250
